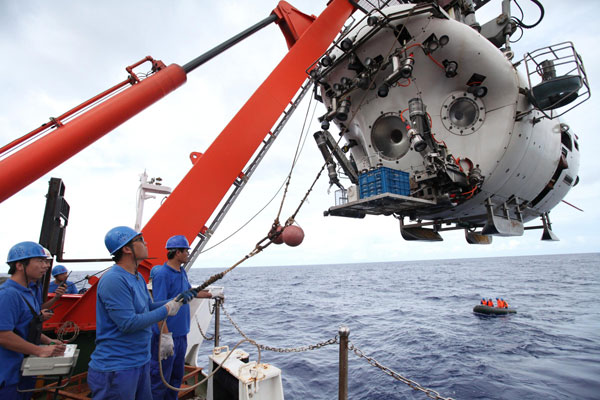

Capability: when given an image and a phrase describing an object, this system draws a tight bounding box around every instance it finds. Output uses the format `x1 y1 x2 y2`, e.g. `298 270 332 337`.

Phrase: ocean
188 253 600 400
60 253 600 399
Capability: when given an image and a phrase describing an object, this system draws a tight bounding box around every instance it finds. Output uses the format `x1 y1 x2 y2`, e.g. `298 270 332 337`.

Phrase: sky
0 0 598 272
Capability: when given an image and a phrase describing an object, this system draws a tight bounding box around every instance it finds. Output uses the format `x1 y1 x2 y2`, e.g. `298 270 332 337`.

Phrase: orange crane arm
40 0 356 329
140 0 355 272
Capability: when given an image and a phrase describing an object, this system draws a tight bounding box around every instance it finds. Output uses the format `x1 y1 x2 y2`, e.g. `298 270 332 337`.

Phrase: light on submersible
467 85 488 98
408 129 427 152
443 60 458 78
377 84 389 98
320 54 333 67
341 38 354 52
400 56 415 79
336 99 351 121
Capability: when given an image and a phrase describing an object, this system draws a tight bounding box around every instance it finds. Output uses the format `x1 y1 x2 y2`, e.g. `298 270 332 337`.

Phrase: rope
156 323 257 393
274 91 317 225
56 321 80 343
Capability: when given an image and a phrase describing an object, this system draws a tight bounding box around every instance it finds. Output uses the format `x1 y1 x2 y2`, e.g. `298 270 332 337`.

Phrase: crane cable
155 7 424 390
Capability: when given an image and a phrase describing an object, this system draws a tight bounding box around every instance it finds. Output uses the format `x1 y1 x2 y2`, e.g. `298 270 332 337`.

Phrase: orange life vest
486 299 494 307
497 299 504 308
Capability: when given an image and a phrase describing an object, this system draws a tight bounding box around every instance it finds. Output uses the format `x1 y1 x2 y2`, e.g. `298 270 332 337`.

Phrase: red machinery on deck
0 1 356 333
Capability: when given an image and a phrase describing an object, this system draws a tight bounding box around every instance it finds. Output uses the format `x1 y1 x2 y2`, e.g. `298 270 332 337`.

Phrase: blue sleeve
0 289 20 331
99 275 168 334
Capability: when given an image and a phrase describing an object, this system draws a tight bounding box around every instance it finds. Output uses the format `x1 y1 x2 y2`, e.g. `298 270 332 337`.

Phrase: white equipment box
21 344 79 376
208 346 284 400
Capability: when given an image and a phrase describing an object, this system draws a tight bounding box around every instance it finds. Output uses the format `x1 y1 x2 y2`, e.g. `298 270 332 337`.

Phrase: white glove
159 332 174 361
165 299 182 316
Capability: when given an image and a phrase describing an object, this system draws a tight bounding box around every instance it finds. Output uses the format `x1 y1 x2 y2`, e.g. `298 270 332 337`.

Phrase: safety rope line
274 90 317 228
348 340 455 400
198 84 318 255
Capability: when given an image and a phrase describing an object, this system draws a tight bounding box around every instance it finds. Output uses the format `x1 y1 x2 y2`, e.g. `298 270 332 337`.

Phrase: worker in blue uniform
48 265 78 295
87 226 198 400
150 235 212 400
28 247 67 321
0 241 66 400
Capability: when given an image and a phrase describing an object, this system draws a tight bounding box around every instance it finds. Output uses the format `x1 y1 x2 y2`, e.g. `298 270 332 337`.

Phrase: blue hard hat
52 265 68 277
105 226 141 255
7 241 46 263
166 235 190 249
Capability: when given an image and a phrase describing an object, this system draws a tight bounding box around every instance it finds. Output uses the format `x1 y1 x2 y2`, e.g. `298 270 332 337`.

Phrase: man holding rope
149 235 212 400
87 227 197 400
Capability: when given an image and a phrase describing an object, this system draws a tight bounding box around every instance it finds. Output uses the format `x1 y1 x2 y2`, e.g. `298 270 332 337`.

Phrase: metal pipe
183 14 278 73
214 297 221 347
338 326 350 400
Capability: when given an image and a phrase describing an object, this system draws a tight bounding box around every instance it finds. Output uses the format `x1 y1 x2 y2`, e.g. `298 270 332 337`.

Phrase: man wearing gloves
87 227 197 400
150 235 212 400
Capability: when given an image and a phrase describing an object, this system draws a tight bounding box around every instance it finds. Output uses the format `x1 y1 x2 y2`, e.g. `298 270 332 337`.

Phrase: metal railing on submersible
208 303 454 400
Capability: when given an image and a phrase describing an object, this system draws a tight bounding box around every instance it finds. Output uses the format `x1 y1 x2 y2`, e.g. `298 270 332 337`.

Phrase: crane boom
35 0 356 331
0 61 187 203
139 0 355 272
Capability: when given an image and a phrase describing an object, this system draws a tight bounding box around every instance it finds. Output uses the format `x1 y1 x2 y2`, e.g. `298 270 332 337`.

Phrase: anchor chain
222 304 338 352
348 340 454 400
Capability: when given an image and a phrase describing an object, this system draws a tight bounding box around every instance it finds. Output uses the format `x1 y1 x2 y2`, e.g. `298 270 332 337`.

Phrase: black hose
514 0 545 29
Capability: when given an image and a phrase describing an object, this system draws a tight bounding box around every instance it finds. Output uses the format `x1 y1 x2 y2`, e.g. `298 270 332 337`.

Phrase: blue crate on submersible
359 167 410 199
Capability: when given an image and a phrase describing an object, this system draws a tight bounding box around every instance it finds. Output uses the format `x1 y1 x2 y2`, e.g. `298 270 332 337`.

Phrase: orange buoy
282 225 304 247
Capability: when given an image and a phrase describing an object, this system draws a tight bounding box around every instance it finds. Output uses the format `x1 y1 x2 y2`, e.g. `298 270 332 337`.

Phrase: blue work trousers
0 383 18 400
150 334 187 400
87 362 152 400
0 375 35 400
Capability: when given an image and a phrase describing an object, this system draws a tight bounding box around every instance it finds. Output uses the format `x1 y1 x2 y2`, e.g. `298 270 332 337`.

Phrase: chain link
348 340 454 400
221 304 338 352
196 319 214 341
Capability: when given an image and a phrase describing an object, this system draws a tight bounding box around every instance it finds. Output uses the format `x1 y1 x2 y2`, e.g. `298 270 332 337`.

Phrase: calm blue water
185 253 600 400
59 253 599 399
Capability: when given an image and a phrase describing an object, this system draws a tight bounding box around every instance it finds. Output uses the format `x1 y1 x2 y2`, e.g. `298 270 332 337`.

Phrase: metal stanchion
214 297 221 347
339 326 350 400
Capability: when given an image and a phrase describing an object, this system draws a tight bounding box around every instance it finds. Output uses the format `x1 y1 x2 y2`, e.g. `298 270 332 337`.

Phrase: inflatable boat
473 305 517 315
